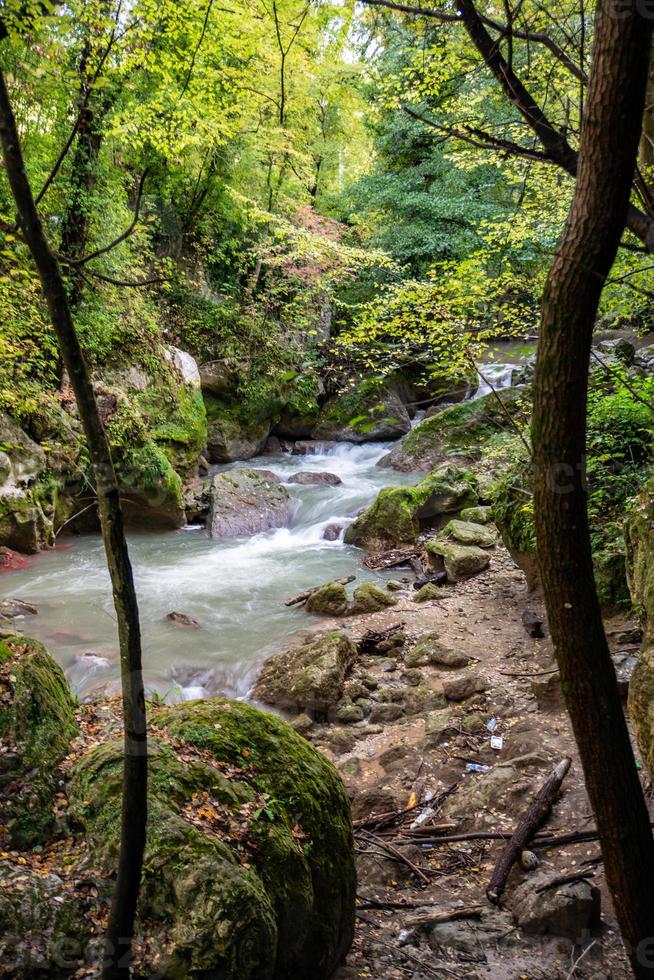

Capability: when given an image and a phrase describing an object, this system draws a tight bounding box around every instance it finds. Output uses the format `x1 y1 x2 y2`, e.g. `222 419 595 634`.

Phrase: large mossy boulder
0 412 58 552
208 468 291 538
254 630 358 713
426 539 491 581
626 482 654 777
205 395 272 463
344 464 478 551
312 383 410 443
68 698 355 979
379 388 528 473
0 634 77 848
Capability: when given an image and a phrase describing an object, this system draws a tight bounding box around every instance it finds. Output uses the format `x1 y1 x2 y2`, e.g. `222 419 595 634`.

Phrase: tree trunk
0 67 147 980
532 4 654 976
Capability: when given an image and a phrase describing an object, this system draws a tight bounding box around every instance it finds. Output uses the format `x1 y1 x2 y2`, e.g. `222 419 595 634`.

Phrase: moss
68 698 355 979
313 381 409 442
305 582 349 616
349 582 398 614
344 464 478 550
381 387 529 472
0 634 77 848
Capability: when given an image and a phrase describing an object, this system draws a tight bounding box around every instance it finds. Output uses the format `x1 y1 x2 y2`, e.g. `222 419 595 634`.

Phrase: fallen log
486 756 571 904
284 575 355 607
404 906 483 929
363 547 420 570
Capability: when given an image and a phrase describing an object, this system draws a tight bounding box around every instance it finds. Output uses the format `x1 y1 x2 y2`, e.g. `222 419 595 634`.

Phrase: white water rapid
0 441 413 702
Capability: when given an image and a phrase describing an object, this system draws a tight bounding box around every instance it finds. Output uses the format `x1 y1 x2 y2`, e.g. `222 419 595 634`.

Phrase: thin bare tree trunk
0 66 147 980
532 4 654 975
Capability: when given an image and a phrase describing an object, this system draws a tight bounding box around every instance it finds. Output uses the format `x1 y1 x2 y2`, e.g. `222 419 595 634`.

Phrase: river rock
165 346 201 387
254 630 358 713
335 701 365 724
0 597 38 619
344 464 478 551
305 582 349 616
166 611 201 628
426 539 491 580
509 872 601 939
369 701 404 724
287 471 342 486
0 634 78 848
322 523 343 541
68 698 356 979
206 411 271 464
0 412 54 553
348 583 398 615
312 384 411 443
412 583 443 603
442 518 497 548
292 440 337 455
378 388 527 472
207 469 291 538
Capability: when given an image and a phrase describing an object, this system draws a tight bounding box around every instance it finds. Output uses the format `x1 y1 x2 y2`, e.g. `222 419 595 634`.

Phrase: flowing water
0 441 414 702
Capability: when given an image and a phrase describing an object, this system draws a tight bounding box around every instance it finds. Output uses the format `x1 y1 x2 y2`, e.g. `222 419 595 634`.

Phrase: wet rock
253 630 357 713
441 518 497 548
344 464 478 551
205 405 271 464
207 469 291 538
322 523 343 541
425 539 491 581
0 547 31 571
509 872 601 940
292 440 337 455
264 435 284 454
287 471 342 486
442 671 486 701
348 583 398 615
166 611 201 628
386 579 404 592
305 582 349 616
0 597 37 618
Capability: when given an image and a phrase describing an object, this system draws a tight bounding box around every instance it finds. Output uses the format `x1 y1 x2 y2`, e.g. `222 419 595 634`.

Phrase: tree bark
0 67 147 980
532 4 654 976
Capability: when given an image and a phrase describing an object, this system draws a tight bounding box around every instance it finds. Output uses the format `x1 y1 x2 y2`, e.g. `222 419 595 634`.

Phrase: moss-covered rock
68 698 355 979
254 631 357 713
0 634 77 848
441 518 497 548
208 469 291 538
305 582 350 616
459 505 493 524
626 482 654 777
312 382 410 443
0 411 58 552
205 395 272 463
425 539 491 581
492 460 540 591
412 583 445 603
344 465 478 551
379 388 529 473
0 862 90 975
348 583 398 615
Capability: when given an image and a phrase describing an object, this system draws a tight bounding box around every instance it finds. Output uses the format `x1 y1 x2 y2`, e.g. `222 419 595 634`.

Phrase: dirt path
304 546 645 979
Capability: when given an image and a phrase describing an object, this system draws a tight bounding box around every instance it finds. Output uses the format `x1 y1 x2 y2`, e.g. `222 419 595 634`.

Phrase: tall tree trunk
0 67 147 980
532 4 654 976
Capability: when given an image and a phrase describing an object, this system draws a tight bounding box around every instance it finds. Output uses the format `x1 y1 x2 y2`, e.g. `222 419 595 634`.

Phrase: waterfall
472 363 516 400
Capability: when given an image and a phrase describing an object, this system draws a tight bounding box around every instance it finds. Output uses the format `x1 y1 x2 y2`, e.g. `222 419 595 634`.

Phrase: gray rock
322 523 343 541
335 702 365 724
426 539 491 581
0 597 38 619
509 872 601 940
207 469 291 538
369 702 404 723
198 358 240 397
406 634 469 668
288 471 342 486
254 631 358 713
442 671 486 701
442 518 497 548
166 611 200 628
165 347 201 388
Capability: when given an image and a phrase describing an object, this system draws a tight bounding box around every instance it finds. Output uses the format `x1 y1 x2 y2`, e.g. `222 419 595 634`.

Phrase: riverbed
0 441 413 701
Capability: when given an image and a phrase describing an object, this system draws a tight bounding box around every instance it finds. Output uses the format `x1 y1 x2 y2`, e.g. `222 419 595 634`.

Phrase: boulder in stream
287 471 342 486
207 469 291 538
312 383 410 443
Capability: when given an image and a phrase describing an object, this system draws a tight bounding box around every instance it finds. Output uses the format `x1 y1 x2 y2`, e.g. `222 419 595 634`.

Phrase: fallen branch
405 905 483 928
363 546 420 570
487 757 571 904
284 575 355 607
358 622 406 653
